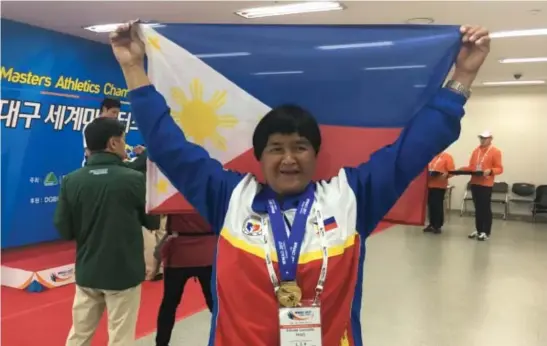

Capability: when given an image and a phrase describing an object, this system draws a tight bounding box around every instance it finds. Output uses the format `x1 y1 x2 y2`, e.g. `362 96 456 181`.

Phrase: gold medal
276 281 302 307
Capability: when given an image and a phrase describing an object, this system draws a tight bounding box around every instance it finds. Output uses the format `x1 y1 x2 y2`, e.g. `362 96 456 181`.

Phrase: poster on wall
1 20 143 248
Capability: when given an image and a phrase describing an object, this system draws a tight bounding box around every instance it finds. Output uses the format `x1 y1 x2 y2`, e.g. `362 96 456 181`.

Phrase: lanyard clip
313 284 324 305
315 284 324 294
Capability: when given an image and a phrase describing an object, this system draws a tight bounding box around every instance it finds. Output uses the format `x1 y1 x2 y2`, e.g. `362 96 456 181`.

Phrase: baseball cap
478 130 492 138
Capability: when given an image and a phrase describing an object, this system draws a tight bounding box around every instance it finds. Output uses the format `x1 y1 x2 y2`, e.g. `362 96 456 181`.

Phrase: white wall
445 86 547 215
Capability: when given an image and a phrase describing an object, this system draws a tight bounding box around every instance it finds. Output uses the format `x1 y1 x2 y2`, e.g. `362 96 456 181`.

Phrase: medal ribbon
266 184 314 282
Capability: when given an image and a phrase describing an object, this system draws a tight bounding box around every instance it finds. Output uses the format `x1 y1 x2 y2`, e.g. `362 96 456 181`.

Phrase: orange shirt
428 152 455 189
461 145 503 187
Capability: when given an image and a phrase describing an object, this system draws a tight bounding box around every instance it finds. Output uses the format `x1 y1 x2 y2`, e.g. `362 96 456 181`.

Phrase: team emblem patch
242 215 263 236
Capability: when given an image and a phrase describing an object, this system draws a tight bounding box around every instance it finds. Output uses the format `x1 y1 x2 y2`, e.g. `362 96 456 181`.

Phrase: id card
279 302 322 346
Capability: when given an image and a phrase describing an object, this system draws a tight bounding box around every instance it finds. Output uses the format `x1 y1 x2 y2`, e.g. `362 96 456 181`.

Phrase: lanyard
476 146 492 167
266 185 314 281
429 155 442 171
261 189 329 305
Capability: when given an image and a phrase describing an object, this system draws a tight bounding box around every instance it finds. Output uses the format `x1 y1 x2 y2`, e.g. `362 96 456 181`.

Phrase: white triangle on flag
138 26 271 212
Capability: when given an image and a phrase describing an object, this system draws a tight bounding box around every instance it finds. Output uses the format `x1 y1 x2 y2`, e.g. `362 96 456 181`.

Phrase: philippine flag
140 24 460 225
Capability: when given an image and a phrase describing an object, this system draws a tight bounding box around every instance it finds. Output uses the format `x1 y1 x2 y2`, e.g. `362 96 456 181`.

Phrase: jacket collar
251 183 312 213
86 152 125 166
477 144 493 151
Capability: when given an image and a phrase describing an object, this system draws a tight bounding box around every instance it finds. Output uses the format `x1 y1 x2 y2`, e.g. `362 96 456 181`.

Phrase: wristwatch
445 80 471 99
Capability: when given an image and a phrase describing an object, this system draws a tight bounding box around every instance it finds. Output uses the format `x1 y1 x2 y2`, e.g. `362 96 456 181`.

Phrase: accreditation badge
279 300 322 346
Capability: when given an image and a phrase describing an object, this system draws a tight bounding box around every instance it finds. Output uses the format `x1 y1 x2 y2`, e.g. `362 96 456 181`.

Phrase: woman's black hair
252 104 321 160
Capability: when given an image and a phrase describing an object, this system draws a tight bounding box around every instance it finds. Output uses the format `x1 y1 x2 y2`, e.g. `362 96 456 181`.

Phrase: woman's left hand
453 25 491 86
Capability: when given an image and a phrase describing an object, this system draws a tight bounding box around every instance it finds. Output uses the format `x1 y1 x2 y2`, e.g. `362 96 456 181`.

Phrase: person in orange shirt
460 130 503 241
425 152 455 234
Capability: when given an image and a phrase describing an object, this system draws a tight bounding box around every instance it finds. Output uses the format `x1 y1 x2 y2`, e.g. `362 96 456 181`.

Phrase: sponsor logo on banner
50 267 74 283
43 172 59 186
36 264 76 288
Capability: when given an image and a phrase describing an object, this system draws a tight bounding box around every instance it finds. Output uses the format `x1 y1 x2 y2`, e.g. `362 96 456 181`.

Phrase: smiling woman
106 21 491 346
253 104 321 196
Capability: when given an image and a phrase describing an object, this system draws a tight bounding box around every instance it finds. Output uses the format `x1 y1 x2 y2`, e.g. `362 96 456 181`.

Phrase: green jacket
54 152 158 290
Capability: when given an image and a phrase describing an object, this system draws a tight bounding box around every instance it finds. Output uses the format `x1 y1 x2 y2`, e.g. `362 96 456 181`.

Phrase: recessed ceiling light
491 28 547 38
83 22 163 33
405 17 435 25
235 1 344 19
481 80 546 86
499 57 547 64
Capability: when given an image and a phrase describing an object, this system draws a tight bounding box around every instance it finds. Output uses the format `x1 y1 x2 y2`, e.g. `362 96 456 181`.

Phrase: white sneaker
478 232 488 241
468 231 478 239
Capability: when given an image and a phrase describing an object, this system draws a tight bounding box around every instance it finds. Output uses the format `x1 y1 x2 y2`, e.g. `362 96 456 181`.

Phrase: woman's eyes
269 146 308 153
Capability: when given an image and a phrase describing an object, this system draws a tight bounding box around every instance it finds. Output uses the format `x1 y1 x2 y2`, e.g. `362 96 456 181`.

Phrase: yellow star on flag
156 178 168 194
340 330 350 346
148 36 161 51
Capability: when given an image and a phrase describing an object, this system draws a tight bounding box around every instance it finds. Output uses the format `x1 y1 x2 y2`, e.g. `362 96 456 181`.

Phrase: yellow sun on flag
170 79 238 151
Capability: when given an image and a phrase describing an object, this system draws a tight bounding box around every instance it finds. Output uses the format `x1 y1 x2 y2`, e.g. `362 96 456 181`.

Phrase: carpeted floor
1 279 207 345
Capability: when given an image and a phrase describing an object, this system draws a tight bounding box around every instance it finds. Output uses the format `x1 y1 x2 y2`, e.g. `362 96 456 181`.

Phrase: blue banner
1 20 142 249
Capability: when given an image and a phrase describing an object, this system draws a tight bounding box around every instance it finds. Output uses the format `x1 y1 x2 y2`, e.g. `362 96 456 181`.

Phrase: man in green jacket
54 116 158 346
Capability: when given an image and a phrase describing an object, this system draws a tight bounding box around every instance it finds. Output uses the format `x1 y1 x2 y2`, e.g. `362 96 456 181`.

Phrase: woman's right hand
109 21 146 69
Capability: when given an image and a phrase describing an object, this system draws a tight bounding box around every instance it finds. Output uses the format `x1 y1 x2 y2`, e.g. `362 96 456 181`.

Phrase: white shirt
82 122 89 167
82 122 89 149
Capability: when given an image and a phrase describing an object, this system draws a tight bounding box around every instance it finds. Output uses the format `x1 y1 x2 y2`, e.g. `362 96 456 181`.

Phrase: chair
444 185 454 217
491 182 509 220
460 182 473 216
532 185 547 222
508 183 535 216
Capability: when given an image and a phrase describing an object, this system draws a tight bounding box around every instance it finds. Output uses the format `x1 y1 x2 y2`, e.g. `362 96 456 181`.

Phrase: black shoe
432 227 442 234
423 225 434 233
152 273 164 281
